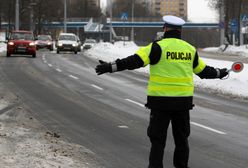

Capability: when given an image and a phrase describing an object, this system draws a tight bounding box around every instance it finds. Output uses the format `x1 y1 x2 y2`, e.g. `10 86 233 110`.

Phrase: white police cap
162 15 185 26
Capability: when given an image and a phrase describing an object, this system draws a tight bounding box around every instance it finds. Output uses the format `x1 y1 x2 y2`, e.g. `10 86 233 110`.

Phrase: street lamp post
0 5 2 29
15 0 20 30
131 0 134 41
30 0 36 32
64 0 67 33
108 0 113 43
219 0 224 46
239 0 244 46
109 0 112 43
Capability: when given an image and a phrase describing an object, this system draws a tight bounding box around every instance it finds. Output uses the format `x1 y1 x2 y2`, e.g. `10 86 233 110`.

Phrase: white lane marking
44 60 47 64
91 84 103 91
69 75 79 80
125 99 144 107
48 64 53 67
118 125 129 129
56 68 62 72
190 122 226 135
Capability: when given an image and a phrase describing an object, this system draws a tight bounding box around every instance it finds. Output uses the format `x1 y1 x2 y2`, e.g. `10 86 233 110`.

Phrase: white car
83 39 96 50
56 33 80 54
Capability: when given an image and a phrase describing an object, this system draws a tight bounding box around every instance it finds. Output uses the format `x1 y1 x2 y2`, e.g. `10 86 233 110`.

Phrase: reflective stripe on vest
148 85 194 97
149 76 193 83
148 38 196 97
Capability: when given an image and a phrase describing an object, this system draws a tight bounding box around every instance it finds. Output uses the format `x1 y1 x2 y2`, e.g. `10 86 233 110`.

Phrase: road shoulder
0 85 104 168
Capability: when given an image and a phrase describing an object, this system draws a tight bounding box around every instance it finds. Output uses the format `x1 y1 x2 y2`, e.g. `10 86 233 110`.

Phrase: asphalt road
0 50 247 168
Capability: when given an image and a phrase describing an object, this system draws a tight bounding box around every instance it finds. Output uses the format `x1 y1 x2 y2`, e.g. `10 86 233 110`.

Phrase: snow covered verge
0 43 6 53
0 91 103 168
85 42 248 101
202 44 248 57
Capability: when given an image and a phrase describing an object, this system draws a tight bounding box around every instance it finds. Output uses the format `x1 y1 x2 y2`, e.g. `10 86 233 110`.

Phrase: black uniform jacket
115 30 218 110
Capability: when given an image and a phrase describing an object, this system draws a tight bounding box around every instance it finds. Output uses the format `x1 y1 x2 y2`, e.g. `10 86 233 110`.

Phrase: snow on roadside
203 44 248 57
194 58 248 100
0 103 103 168
0 43 6 53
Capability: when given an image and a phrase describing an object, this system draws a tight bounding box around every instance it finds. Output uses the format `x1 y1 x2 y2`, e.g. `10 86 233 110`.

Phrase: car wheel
6 52 10 57
32 53 36 58
74 51 77 54
57 50 59 54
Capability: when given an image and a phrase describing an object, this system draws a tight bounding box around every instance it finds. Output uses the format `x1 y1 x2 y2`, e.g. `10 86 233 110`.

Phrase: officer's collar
163 30 181 39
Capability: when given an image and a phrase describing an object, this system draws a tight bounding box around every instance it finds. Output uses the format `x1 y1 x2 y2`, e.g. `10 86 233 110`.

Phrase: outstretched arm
95 54 144 75
95 42 158 75
193 52 228 79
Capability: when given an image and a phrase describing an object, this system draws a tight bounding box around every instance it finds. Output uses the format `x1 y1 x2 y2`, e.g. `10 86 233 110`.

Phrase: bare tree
0 0 15 30
67 0 101 18
208 0 248 45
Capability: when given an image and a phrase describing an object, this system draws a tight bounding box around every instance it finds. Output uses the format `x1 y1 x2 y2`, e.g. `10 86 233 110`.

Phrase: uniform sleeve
115 54 144 71
135 42 162 66
148 42 162 65
114 42 161 71
135 43 153 66
193 52 218 79
193 52 206 74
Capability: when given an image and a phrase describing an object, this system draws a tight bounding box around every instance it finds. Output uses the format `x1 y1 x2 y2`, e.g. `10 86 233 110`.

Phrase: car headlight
8 42 14 46
29 42 35 46
58 43 63 46
47 42 51 45
72 43 78 47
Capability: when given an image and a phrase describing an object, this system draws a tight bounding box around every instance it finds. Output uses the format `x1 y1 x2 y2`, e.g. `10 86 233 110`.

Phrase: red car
7 30 36 58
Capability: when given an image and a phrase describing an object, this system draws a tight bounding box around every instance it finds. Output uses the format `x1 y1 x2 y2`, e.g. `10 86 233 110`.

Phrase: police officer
95 15 228 168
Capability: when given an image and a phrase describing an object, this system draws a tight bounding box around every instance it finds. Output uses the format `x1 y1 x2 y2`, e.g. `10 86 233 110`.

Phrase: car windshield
37 35 51 41
59 35 76 41
10 32 34 40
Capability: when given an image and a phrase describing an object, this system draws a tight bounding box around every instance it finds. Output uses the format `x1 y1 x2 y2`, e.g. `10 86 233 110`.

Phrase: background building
137 0 187 20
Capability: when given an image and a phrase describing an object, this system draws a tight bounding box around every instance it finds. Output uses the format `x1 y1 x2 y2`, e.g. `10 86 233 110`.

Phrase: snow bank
0 103 103 168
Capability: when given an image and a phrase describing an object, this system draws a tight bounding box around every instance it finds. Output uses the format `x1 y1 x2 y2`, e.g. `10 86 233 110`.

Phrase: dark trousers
147 109 190 168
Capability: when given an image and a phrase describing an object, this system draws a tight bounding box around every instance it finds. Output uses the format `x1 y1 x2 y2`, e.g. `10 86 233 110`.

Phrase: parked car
6 30 36 58
35 35 53 51
82 39 96 50
56 33 80 54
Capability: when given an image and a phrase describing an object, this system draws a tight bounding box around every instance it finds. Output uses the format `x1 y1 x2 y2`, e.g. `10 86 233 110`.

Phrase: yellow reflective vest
136 38 206 97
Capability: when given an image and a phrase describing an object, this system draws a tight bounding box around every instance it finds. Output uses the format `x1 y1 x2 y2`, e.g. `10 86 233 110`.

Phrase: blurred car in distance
35 35 53 51
6 30 36 58
82 39 96 50
56 33 80 54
